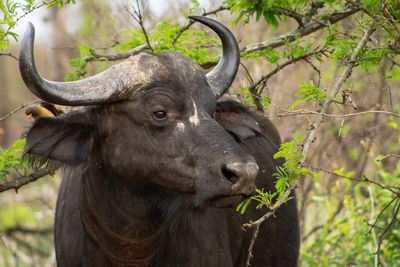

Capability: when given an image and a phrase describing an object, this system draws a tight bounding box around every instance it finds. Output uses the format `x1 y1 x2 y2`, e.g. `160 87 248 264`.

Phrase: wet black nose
222 161 259 195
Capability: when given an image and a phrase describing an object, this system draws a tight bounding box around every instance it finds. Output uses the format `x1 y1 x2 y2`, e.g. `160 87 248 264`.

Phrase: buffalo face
21 17 258 207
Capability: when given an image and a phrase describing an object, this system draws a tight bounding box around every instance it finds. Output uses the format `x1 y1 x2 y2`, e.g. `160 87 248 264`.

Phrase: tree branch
242 6 360 54
247 48 328 111
83 6 359 68
265 102 400 119
243 182 298 267
0 168 54 193
0 52 19 61
301 27 376 164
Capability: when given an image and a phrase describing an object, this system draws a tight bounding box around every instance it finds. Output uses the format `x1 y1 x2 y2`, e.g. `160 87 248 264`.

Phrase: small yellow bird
25 102 64 120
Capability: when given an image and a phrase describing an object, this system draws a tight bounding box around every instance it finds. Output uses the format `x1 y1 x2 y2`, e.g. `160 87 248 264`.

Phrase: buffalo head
20 16 259 207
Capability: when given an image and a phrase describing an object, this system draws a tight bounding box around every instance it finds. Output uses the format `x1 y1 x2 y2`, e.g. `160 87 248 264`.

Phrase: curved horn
19 22 146 106
188 15 240 98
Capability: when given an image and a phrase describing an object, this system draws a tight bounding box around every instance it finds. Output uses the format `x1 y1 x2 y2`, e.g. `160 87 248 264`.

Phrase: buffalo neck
81 160 162 266
79 160 235 267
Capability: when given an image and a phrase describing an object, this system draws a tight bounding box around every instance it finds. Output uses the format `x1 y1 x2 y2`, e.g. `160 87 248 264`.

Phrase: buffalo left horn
19 22 148 106
188 15 240 98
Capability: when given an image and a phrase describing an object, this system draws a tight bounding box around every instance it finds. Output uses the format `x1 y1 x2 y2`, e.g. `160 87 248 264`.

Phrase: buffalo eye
153 110 167 120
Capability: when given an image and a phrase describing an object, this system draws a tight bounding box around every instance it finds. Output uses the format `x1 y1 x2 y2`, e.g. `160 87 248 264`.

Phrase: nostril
224 161 259 195
222 165 239 184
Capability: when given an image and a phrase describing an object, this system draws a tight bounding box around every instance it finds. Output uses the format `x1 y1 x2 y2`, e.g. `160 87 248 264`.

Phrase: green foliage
118 28 146 51
67 19 220 81
290 81 334 110
0 1 76 51
47 0 76 8
243 47 281 63
386 67 400 81
66 45 102 81
273 131 311 183
0 139 26 180
300 161 400 266
224 0 307 27
240 131 311 213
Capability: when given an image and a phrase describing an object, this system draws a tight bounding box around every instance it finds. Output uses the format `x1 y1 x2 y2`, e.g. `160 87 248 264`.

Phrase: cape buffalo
19 15 299 266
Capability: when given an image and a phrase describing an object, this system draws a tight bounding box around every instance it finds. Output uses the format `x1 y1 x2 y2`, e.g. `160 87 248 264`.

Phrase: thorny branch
243 26 376 267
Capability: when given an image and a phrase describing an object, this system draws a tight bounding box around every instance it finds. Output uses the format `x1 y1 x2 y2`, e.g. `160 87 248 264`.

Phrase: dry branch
301 27 376 163
0 100 42 122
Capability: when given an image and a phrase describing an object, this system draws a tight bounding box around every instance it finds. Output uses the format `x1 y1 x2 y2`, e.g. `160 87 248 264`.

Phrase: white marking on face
176 122 185 132
189 101 200 126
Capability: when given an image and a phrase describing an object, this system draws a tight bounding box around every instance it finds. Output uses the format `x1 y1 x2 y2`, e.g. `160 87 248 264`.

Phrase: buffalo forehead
136 51 215 113
137 51 205 86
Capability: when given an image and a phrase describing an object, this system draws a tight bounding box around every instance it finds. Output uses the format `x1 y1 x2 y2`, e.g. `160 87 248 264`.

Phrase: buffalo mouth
207 194 247 208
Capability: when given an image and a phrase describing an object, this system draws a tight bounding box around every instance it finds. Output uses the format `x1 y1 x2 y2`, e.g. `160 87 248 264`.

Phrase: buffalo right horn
188 16 240 98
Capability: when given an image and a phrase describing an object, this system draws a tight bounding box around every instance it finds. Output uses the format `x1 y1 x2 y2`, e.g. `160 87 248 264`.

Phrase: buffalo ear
215 99 281 148
24 113 93 165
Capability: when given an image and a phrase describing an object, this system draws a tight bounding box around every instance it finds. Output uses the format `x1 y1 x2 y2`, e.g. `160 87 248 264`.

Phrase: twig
306 165 400 195
5 226 52 235
126 0 153 52
376 153 400 162
301 27 376 164
0 52 18 61
368 186 379 267
303 58 322 87
278 7 306 28
172 6 229 45
0 168 54 193
267 104 400 119
375 199 400 266
247 49 328 111
243 182 298 266
0 100 41 122
346 0 393 37
0 0 58 42
380 0 400 44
